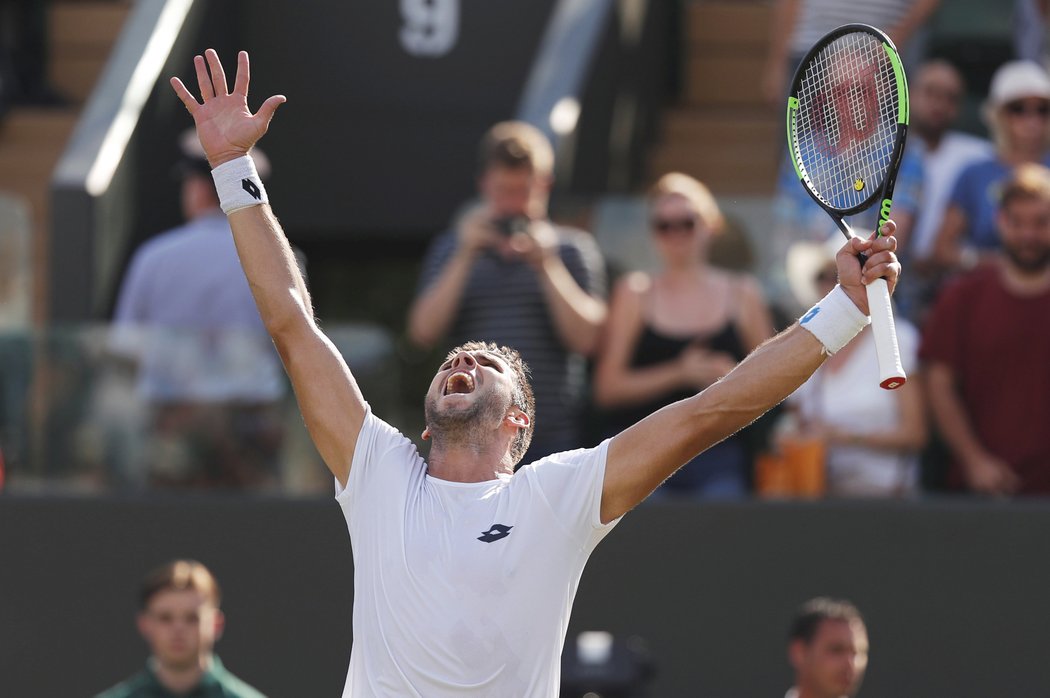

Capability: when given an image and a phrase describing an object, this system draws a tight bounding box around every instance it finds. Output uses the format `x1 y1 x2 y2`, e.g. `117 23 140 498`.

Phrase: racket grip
866 278 906 390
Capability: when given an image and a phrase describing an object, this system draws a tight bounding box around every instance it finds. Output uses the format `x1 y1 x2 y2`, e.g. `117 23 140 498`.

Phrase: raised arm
171 49 365 487
600 232 900 523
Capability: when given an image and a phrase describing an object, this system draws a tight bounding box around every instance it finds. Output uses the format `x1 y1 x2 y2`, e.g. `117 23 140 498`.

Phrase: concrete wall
3 496 1050 696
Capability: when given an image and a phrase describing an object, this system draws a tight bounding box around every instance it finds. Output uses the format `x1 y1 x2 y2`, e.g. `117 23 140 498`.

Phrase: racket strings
792 32 899 212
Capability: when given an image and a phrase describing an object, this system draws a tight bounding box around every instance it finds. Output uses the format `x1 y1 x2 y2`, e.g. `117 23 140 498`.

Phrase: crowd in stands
0 5 1048 503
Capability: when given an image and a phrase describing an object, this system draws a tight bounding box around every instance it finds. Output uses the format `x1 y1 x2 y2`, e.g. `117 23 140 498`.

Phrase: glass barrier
0 323 406 496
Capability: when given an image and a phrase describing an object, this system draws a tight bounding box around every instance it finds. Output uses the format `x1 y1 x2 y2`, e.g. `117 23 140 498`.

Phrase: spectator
786 597 869 698
921 163 1050 496
781 238 926 498
407 121 607 462
94 559 265 698
903 60 995 261
897 59 994 322
109 130 286 489
931 60 1050 272
593 173 774 497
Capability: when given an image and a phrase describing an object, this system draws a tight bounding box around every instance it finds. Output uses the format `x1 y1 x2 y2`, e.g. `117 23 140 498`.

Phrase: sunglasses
1004 100 1050 118
651 216 698 235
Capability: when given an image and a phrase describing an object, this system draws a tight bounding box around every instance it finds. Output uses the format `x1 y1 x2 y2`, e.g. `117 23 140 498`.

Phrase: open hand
170 49 285 168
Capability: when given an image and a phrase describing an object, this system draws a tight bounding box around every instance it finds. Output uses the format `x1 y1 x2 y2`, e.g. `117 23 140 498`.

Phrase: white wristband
211 155 268 214
799 285 870 355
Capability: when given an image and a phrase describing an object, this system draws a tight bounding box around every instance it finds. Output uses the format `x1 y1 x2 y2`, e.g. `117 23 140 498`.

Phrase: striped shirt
790 0 916 55
416 226 606 460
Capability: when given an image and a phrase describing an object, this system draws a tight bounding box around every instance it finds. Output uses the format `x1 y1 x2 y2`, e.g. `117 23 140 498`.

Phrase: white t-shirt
335 408 620 697
790 322 920 497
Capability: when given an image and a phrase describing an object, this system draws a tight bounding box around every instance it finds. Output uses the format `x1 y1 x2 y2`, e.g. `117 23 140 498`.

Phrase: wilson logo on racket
810 69 880 156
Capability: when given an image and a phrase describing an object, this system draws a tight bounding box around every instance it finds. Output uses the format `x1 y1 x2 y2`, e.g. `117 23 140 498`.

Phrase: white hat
786 236 843 308
987 60 1050 108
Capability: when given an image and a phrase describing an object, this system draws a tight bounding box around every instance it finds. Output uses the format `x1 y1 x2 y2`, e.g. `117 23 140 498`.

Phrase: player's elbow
262 295 314 344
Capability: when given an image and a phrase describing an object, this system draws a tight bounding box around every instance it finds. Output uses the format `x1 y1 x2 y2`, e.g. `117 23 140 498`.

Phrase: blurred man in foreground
95 559 265 698
786 597 869 698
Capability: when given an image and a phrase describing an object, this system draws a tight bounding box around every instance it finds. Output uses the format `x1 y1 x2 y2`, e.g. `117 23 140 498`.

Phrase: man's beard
424 389 508 449
1005 244 1050 275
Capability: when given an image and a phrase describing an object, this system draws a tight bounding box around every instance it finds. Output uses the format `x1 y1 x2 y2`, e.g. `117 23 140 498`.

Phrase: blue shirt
110 211 284 403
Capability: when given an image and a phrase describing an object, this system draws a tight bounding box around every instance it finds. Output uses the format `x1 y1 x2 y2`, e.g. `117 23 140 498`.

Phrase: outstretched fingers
233 50 250 96
254 94 287 129
194 54 213 101
170 77 199 113
205 48 229 96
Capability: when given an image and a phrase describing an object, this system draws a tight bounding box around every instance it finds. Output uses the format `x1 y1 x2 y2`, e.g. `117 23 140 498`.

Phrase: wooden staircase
647 0 779 196
0 0 131 323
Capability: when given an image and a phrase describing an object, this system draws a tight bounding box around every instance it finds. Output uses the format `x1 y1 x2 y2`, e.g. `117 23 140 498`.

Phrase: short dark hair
138 560 222 611
788 597 865 644
445 340 535 464
477 121 554 178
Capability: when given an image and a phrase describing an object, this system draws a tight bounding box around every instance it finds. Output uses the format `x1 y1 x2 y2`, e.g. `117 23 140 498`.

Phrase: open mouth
444 371 475 395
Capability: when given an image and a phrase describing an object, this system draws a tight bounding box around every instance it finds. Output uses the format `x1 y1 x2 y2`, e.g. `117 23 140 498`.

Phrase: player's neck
427 441 515 482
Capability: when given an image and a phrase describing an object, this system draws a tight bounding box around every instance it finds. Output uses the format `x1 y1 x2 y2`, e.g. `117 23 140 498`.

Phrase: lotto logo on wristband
242 178 262 200
801 306 821 324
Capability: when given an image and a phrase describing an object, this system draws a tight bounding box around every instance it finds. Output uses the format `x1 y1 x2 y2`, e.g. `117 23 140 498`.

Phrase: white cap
987 60 1050 108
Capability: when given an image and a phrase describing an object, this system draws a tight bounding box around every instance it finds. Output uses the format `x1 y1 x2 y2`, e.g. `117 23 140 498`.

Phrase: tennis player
170 49 900 697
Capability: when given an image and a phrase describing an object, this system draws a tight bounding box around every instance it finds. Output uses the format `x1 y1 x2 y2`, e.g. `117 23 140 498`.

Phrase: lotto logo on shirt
478 524 513 543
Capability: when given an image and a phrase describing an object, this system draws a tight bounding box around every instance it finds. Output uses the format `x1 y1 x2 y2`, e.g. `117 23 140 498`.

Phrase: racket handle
866 278 906 390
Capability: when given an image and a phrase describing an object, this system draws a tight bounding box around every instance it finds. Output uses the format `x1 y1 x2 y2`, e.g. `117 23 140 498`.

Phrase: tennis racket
786 23 908 390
